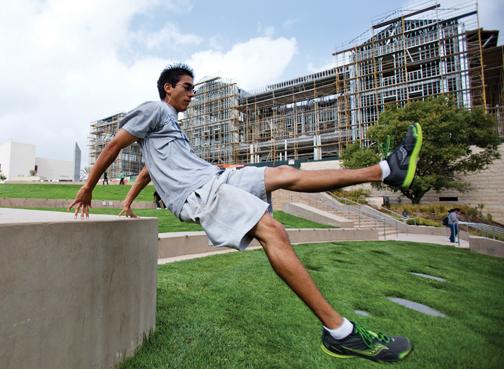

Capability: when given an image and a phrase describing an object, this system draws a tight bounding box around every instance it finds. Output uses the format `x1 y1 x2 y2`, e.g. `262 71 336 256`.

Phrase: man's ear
164 82 173 96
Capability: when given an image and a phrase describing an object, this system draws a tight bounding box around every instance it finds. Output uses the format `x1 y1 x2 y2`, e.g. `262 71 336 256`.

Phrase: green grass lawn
119 241 504 369
0 183 153 201
27 208 333 232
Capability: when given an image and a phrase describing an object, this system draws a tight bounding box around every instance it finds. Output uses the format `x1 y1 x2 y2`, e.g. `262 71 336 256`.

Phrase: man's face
165 74 195 112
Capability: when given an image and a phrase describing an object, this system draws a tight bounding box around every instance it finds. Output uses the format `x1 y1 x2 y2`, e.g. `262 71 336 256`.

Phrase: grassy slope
118 241 504 369
0 183 153 201
28 208 333 232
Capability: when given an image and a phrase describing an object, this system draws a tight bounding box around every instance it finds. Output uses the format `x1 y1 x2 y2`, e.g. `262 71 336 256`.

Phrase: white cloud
188 36 297 91
132 23 203 51
0 0 192 164
0 1 297 166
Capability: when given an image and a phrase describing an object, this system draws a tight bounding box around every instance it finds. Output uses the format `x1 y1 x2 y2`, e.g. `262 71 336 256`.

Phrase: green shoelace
353 322 391 348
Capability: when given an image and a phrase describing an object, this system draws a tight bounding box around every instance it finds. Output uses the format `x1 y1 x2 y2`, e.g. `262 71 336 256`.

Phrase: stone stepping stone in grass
354 310 370 317
387 297 447 317
410 272 446 282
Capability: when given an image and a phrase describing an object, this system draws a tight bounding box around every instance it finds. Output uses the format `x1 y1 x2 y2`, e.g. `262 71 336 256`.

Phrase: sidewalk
385 233 470 248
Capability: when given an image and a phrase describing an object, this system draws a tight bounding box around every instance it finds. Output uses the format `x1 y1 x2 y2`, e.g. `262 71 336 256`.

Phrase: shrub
407 216 442 227
332 189 370 204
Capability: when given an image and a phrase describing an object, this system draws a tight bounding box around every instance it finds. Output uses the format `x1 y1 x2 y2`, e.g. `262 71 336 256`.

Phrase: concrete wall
421 144 504 223
282 202 354 227
0 142 36 179
0 198 156 209
158 228 379 259
295 146 504 223
469 236 504 258
0 208 158 369
0 142 11 178
35 157 74 181
0 141 77 182
300 160 341 170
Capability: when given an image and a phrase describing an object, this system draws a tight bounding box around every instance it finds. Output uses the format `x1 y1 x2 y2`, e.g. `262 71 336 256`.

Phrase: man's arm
118 165 151 218
68 129 138 218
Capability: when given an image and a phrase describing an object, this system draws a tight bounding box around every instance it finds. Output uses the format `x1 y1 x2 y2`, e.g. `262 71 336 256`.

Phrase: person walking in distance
448 208 461 243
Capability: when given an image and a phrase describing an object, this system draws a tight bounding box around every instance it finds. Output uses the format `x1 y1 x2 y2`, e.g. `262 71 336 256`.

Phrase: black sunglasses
177 83 197 94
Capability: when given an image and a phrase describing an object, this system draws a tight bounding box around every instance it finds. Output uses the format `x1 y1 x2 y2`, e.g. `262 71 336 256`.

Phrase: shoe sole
402 123 423 189
320 344 354 359
321 343 414 363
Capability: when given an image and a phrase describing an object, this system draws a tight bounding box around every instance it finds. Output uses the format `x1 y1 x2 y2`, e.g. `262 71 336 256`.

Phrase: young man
69 64 422 363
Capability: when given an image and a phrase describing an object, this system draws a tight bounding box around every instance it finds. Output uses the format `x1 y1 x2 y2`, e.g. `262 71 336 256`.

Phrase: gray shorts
179 166 272 250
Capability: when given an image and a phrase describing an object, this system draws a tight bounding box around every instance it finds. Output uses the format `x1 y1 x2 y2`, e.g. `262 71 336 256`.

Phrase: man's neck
162 100 178 115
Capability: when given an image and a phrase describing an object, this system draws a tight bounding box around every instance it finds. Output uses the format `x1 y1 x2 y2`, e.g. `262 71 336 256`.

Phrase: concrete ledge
405 225 446 235
158 231 228 258
158 228 378 258
282 202 353 227
286 228 378 243
0 208 158 369
469 236 504 258
0 198 155 209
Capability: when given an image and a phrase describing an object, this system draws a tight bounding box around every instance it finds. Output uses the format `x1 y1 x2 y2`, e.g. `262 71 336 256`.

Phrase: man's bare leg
265 123 423 194
250 212 342 328
250 211 413 363
265 164 382 193
255 125 421 362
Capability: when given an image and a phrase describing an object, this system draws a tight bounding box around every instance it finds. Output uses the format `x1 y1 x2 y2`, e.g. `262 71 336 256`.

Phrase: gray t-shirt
118 101 220 216
448 211 459 225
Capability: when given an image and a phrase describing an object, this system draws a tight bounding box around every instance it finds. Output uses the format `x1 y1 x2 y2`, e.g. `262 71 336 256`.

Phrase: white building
0 141 77 182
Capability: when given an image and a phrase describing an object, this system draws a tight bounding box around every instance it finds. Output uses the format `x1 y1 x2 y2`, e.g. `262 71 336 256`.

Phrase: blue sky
0 0 502 165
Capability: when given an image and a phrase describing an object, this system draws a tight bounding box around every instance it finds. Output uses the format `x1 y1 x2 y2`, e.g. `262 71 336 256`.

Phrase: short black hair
157 63 194 100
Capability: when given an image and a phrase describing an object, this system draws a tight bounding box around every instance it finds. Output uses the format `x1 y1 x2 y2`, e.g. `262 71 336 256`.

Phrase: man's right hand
67 185 93 218
119 205 138 218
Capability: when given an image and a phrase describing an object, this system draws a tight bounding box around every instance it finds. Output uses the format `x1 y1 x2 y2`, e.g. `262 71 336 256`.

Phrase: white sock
324 318 354 340
379 160 391 181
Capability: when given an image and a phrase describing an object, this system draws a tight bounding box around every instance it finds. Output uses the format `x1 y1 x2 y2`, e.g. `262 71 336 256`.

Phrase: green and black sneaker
321 322 413 363
383 123 423 189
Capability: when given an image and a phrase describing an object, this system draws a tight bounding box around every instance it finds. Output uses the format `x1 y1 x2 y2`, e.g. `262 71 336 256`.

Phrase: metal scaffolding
179 77 241 164
89 1 502 172
88 113 143 179
180 0 500 165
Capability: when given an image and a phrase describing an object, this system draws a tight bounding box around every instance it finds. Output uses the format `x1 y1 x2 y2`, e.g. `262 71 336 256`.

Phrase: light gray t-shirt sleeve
448 212 459 224
118 101 160 139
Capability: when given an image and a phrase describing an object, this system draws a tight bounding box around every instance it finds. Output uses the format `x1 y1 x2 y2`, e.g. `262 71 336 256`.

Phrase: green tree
342 97 501 203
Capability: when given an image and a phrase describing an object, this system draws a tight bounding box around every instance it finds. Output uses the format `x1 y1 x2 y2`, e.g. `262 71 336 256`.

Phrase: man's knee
265 165 299 191
275 165 298 177
253 213 289 245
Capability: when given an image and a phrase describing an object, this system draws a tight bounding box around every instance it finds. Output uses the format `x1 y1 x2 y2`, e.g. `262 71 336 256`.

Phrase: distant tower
74 142 81 182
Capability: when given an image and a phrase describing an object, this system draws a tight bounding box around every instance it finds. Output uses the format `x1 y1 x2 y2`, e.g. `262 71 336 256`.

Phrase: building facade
181 2 502 166
90 2 503 173
0 141 75 181
89 113 143 179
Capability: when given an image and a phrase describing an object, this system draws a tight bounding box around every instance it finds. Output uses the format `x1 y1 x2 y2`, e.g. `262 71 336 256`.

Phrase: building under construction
181 1 503 165
180 77 243 164
91 1 503 172
88 113 143 179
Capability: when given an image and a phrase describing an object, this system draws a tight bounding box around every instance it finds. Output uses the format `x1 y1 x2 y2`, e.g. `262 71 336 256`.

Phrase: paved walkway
391 233 470 248
158 233 468 265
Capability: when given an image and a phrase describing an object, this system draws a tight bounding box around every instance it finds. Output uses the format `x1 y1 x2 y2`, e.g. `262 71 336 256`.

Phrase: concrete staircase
273 189 399 239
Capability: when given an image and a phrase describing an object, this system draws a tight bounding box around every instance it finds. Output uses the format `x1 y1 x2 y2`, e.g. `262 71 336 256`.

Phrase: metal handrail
376 205 416 224
327 193 401 239
457 222 504 247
